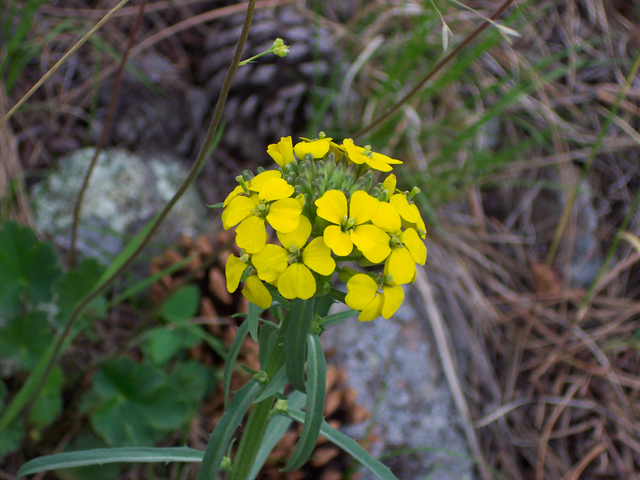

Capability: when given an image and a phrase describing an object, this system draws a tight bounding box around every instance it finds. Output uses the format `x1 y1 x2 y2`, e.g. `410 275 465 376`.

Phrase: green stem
230 309 291 480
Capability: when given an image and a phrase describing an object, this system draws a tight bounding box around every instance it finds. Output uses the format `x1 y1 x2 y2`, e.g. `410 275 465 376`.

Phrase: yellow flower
223 170 282 207
366 202 427 284
222 175 302 253
267 136 295 167
252 217 336 300
294 134 332 159
381 174 397 197
225 254 272 309
389 193 426 238
345 274 404 321
315 190 388 260
342 139 402 172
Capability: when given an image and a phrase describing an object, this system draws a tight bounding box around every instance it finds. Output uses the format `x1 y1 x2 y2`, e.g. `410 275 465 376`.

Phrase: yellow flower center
389 234 403 248
363 145 372 157
342 215 356 232
287 245 301 264
252 201 269 217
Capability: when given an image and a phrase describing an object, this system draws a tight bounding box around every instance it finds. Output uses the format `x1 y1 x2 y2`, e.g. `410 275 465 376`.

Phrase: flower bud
362 170 375 192
220 457 232 471
337 266 357 283
271 38 290 57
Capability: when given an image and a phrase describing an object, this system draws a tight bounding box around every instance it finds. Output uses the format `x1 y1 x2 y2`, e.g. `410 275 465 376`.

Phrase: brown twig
68 0 147 269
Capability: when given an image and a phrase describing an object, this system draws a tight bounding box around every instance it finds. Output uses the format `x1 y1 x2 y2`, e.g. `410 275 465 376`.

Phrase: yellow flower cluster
223 134 427 321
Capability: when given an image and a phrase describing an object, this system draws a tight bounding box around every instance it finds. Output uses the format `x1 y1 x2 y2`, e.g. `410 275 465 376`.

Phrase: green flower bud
369 186 382 199
349 176 366 194
316 279 331 297
330 161 345 186
337 266 357 283
324 152 336 177
220 456 232 471
362 170 375 192
310 314 326 335
284 172 297 185
273 399 289 415
272 38 290 57
253 370 269 383
242 169 254 182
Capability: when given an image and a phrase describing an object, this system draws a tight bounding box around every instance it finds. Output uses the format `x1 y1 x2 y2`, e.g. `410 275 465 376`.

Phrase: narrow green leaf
328 288 346 304
248 391 306 480
284 298 315 393
223 319 250 407
322 308 357 325
286 409 399 480
283 334 326 471
207 202 224 208
258 322 278 370
247 302 262 342
196 380 261 480
17 447 204 477
264 284 291 308
254 366 288 403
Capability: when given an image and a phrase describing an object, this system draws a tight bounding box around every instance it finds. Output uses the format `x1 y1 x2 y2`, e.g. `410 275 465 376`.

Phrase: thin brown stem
69 0 147 269
353 0 516 140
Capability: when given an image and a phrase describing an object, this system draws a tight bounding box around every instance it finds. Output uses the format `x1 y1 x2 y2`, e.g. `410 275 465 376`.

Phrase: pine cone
196 3 345 202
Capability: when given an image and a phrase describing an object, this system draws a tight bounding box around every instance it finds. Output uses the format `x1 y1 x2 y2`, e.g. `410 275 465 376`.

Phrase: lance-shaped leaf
247 302 263 342
283 334 326 471
18 447 204 477
255 366 288 403
258 321 279 369
223 318 250 407
284 298 315 392
286 409 399 480
196 380 261 480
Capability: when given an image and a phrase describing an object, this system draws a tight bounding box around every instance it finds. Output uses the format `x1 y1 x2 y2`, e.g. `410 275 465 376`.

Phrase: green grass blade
284 298 315 393
223 318 250 407
196 379 261 480
247 391 307 480
254 366 288 403
18 447 204 477
286 409 399 480
283 334 327 471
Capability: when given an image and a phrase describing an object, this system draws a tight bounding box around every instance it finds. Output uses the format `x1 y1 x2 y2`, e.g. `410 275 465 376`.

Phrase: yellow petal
351 224 389 253
277 263 316 299
267 198 302 233
382 284 404 319
342 139 365 164
225 255 246 293
389 194 420 224
358 293 384 322
243 275 272 309
259 178 295 202
302 237 335 275
323 224 353 256
349 191 379 225
252 244 288 283
371 151 402 165
371 201 401 233
267 137 294 167
361 244 391 264
294 138 331 159
382 174 397 196
247 170 282 192
384 247 416 285
363 154 393 172
223 185 245 207
277 215 311 249
222 195 259 229
315 190 347 225
236 216 267 253
345 274 378 311
400 228 427 265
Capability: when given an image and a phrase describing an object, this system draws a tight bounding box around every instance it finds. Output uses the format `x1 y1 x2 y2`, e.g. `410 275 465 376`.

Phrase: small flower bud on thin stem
235 175 248 192
408 186 421 199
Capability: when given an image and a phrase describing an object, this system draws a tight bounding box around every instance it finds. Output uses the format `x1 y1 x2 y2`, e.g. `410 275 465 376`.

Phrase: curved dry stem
19 0 258 424
0 0 130 128
352 0 516 140
69 0 147 269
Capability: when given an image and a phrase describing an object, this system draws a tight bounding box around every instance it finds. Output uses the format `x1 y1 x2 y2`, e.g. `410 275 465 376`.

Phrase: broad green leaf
258 321 278 369
248 391 306 480
159 285 200 323
17 446 205 477
54 258 106 328
196 380 261 480
247 302 262 342
0 221 60 317
254 366 288 403
284 298 315 393
223 318 250 407
283 334 326 471
29 366 64 429
141 325 201 365
286 409 399 480
0 311 52 368
322 308 357 325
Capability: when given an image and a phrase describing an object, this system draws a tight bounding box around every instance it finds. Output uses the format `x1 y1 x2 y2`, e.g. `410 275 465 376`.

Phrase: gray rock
30 148 210 265
323 288 475 480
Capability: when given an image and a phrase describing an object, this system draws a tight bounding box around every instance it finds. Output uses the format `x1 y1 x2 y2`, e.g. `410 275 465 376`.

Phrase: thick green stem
230 310 291 480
